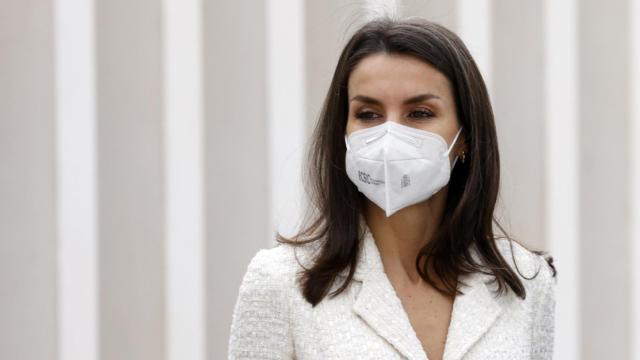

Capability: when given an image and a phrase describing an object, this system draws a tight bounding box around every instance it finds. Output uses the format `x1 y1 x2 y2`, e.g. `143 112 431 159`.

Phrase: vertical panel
305 0 367 135
162 0 205 359
401 0 456 31
54 0 98 359
456 0 492 97
0 1 58 359
632 0 640 357
203 2 269 358
579 0 630 358
543 0 579 358
96 0 166 359
492 0 546 251
266 0 306 239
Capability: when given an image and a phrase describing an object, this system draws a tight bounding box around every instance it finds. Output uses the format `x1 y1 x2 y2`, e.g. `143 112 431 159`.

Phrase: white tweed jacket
228 221 557 360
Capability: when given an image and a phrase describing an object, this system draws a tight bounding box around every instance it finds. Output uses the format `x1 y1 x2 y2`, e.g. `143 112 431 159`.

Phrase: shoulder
246 243 297 274
228 243 303 358
244 240 318 279
492 240 558 355
239 244 299 293
235 241 320 301
493 238 557 292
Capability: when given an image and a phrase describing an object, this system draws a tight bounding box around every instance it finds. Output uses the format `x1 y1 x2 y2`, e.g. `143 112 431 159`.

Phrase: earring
460 151 466 164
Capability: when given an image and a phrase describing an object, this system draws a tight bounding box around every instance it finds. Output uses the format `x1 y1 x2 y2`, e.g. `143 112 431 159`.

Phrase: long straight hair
277 17 556 307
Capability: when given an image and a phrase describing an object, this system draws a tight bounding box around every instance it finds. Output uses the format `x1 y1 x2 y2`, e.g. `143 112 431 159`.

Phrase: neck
364 187 448 287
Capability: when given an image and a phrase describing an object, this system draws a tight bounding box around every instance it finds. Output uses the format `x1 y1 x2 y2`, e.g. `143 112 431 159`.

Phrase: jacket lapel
340 221 510 360
350 229 428 360
441 269 508 360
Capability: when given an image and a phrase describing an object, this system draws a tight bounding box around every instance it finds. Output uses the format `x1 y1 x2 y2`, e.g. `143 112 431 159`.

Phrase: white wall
0 1 57 359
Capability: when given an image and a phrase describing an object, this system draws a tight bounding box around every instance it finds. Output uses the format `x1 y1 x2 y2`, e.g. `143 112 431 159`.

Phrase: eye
408 109 435 118
355 111 381 120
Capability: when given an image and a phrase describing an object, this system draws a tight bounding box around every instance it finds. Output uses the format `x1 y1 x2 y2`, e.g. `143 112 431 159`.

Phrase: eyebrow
349 93 441 105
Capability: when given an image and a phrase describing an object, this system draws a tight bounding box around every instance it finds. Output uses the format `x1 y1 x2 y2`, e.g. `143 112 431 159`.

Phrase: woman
228 16 557 360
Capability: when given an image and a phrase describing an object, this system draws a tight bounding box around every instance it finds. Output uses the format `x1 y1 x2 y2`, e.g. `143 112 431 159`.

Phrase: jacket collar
337 219 513 360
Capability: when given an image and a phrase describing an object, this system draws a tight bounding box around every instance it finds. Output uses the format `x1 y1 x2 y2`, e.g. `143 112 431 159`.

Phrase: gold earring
460 151 466 163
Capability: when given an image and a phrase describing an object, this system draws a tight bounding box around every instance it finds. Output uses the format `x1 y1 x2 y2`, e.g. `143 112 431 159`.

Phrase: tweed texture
228 220 556 360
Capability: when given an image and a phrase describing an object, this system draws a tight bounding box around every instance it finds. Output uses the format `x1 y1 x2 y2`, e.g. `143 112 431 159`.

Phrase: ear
456 134 469 155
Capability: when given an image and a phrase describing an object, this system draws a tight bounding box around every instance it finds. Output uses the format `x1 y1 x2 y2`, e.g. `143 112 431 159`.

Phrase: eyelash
355 109 435 120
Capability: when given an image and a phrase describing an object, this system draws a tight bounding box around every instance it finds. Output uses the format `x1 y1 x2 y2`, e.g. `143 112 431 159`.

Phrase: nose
385 115 401 124
387 117 417 130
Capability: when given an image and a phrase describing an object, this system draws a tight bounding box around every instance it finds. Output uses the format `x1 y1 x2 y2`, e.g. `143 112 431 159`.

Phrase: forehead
348 53 451 100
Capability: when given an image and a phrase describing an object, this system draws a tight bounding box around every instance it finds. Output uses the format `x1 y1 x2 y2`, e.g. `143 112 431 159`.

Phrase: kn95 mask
344 121 463 217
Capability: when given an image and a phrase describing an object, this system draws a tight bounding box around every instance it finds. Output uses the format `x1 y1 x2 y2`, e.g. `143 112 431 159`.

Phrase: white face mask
344 121 463 217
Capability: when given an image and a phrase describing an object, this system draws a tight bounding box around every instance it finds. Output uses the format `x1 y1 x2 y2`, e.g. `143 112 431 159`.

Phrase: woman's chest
290 285 409 360
289 281 533 360
398 286 455 360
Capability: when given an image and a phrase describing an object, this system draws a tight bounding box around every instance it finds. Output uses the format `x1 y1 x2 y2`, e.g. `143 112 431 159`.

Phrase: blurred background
1 0 639 359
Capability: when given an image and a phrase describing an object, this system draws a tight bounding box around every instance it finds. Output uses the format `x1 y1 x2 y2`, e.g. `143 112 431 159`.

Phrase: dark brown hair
277 16 556 307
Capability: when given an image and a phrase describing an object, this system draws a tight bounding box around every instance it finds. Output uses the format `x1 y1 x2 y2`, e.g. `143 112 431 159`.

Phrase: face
346 53 465 163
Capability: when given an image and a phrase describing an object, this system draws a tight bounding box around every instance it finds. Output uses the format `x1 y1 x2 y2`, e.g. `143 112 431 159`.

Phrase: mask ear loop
445 127 463 170
444 127 463 157
344 134 351 151
451 155 459 169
